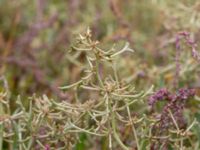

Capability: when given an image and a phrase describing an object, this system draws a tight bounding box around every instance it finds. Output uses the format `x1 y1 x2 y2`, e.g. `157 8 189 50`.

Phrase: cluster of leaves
1 0 200 150
0 29 151 150
0 29 200 150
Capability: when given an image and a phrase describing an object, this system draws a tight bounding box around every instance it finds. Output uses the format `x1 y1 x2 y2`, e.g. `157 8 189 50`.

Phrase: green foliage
1 0 200 149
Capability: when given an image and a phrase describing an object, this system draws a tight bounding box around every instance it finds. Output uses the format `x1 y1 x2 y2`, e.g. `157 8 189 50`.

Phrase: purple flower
45 144 50 150
148 87 195 107
149 87 195 149
174 31 200 88
179 31 189 36
148 88 171 106
176 88 195 101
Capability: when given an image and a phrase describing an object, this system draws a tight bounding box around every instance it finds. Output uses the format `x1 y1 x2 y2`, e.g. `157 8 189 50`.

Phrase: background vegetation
0 0 200 149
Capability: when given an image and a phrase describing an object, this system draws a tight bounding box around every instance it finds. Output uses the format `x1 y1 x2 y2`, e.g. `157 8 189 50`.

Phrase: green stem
95 60 104 88
27 138 33 150
108 97 130 150
126 105 140 150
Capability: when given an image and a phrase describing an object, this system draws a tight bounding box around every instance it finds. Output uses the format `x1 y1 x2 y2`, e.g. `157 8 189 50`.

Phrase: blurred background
0 0 200 100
